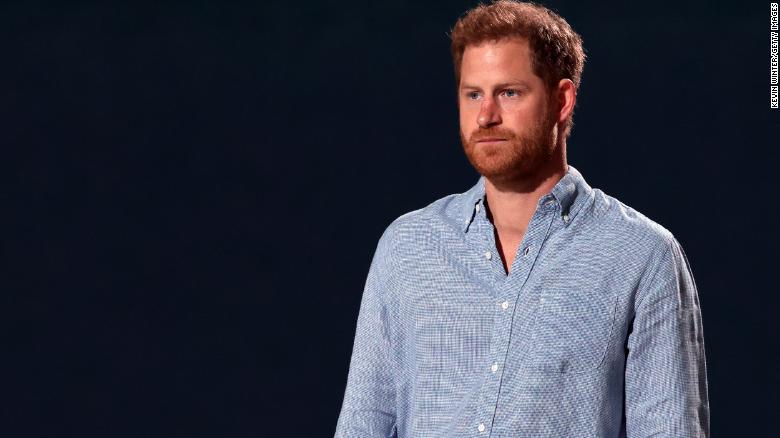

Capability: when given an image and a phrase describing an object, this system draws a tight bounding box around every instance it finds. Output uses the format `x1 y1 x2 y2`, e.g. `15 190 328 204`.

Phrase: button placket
476 206 558 433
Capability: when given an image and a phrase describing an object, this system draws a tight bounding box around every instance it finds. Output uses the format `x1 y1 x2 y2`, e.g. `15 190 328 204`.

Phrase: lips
476 138 507 142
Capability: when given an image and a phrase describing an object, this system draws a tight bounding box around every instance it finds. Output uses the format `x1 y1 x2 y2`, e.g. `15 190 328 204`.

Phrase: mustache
469 128 516 143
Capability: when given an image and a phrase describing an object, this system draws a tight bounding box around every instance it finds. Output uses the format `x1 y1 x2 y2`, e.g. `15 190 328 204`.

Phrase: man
335 1 710 437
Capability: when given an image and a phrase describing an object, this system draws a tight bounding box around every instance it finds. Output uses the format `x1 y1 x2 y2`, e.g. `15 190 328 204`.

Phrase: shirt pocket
523 287 618 374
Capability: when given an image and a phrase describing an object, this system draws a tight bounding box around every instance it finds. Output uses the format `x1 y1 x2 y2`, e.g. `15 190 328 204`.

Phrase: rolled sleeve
624 236 710 437
335 226 398 438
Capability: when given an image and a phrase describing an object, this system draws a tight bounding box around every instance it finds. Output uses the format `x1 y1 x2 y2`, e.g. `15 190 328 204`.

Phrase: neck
483 152 567 235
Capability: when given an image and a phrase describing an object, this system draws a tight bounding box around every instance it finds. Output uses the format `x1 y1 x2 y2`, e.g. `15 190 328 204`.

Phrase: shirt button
501 301 509 310
563 214 570 222
478 423 485 432
523 245 531 256
491 363 498 373
484 251 492 260
475 204 481 213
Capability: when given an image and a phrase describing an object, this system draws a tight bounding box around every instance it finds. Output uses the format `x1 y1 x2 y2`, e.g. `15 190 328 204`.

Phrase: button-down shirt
335 164 710 437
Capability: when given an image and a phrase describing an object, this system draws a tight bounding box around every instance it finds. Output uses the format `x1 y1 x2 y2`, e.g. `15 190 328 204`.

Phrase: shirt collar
460 164 593 233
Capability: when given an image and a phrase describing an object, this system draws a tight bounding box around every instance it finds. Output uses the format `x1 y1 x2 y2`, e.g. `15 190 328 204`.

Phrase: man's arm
334 226 398 438
625 236 710 437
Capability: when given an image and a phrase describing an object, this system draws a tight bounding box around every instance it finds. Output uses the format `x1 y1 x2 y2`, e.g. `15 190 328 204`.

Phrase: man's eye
467 92 480 100
503 89 519 97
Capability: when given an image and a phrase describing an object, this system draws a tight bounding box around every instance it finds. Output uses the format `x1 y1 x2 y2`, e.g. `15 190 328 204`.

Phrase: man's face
458 37 558 182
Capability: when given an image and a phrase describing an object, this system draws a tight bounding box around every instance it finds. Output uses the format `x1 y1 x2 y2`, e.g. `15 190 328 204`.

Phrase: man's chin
473 162 527 181
470 156 546 182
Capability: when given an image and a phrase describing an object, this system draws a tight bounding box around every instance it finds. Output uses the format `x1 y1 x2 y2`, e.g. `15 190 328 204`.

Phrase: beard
460 110 558 184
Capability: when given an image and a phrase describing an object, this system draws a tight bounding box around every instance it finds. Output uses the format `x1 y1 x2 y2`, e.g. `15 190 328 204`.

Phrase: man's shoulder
369 184 475 260
590 187 677 252
380 188 470 240
366 190 464 277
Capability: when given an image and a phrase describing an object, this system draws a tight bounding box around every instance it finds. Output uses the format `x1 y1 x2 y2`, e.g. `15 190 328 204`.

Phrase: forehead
460 37 541 85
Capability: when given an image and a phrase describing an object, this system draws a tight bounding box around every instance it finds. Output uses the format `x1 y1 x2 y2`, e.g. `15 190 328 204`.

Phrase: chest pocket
524 287 618 374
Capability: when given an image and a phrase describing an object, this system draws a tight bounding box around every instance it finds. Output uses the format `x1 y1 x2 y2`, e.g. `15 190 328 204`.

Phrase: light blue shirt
335 164 710 437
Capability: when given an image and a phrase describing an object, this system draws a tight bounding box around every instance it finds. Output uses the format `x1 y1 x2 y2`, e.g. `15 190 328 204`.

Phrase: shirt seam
633 236 675 311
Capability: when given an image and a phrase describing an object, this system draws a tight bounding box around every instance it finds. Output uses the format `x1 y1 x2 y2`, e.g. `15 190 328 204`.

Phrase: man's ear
555 78 577 125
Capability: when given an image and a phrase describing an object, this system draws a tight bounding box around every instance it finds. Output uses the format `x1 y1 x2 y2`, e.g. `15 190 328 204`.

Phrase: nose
477 97 501 128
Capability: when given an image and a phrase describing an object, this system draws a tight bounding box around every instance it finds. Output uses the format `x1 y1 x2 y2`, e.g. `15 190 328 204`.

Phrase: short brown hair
449 0 586 140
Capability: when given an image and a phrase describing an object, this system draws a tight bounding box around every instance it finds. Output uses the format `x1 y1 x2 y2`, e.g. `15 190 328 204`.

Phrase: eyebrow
459 81 532 90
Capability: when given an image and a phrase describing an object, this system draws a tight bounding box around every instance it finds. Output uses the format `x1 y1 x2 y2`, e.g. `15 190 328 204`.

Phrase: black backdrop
3 1 777 436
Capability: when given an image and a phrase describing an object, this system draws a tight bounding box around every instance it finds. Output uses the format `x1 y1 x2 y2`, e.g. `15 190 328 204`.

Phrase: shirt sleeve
334 225 398 438
624 236 711 437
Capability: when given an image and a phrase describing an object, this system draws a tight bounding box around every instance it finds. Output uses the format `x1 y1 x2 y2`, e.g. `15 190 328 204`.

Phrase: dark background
3 0 777 436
